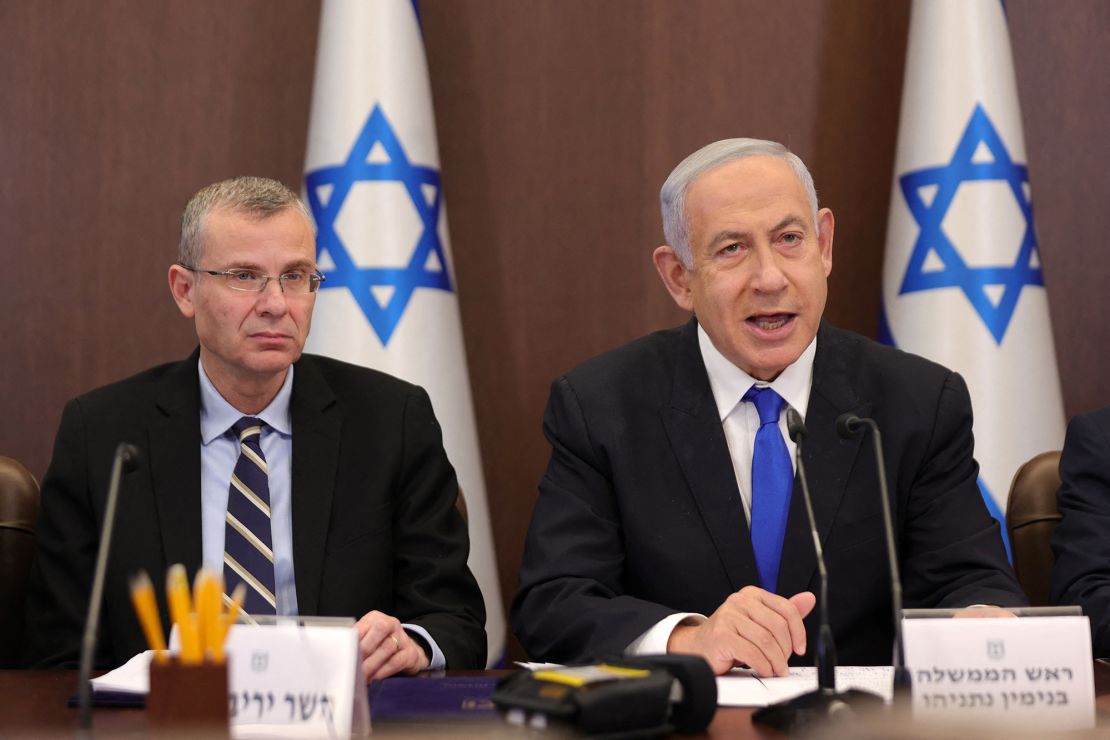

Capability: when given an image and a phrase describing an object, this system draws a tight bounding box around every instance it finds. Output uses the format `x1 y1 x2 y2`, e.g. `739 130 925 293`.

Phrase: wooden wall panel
1008 0 1110 417
0 0 320 475
0 0 1105 660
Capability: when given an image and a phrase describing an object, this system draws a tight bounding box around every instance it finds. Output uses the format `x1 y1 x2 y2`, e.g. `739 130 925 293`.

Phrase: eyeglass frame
176 262 326 294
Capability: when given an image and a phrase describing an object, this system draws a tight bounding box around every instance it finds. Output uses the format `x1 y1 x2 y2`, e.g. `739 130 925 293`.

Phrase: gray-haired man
26 176 486 676
512 139 1025 676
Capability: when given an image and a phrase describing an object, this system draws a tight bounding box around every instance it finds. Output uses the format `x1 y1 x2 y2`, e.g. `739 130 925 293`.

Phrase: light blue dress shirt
199 360 298 614
196 361 445 669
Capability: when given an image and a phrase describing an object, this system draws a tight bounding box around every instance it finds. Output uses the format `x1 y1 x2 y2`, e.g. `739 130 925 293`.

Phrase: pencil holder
147 657 230 736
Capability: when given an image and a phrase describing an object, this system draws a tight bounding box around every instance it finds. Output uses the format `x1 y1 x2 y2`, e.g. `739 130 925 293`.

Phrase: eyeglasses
178 263 325 294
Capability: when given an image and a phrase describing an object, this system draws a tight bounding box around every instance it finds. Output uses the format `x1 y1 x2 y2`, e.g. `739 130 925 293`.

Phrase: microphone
752 410 882 732
837 413 912 699
78 442 141 730
784 409 834 692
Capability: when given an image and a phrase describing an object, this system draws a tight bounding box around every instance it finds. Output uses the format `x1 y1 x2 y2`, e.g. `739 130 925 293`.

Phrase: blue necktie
223 417 277 615
744 386 793 594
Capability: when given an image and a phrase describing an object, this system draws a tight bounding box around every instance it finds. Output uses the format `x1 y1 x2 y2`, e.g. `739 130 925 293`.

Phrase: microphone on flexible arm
837 413 912 700
78 442 141 731
752 409 883 733
786 409 835 692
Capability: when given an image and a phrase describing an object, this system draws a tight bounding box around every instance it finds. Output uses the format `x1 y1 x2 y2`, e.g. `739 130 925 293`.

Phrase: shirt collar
697 324 816 422
198 360 294 443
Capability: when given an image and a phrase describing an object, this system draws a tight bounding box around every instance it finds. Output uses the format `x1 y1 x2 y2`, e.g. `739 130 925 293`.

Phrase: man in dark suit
512 139 1025 676
25 176 485 676
1051 406 1110 657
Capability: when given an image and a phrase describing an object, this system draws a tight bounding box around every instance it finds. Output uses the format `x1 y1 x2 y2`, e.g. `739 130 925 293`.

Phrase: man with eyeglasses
25 177 486 677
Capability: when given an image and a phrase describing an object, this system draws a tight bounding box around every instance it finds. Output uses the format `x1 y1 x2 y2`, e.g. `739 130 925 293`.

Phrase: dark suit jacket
1050 406 1110 657
24 350 486 669
512 319 1025 665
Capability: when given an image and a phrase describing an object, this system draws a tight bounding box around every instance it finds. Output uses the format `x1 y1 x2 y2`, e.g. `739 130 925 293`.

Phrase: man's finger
734 590 803 659
731 611 792 676
952 606 1017 619
727 635 776 677
357 612 402 646
359 627 400 678
360 646 390 682
372 643 415 681
786 591 817 652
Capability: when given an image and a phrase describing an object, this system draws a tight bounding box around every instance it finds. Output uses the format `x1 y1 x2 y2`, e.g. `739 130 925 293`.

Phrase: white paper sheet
717 666 895 707
89 649 153 695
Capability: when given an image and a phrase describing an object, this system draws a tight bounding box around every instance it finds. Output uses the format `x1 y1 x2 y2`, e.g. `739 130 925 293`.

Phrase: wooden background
1 0 1106 659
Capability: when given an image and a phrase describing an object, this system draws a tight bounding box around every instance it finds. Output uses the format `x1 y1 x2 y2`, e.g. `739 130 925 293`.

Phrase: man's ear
816 207 834 276
653 245 695 312
168 264 197 319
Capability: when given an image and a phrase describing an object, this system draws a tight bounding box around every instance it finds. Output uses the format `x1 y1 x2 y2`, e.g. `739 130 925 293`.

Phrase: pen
128 571 168 664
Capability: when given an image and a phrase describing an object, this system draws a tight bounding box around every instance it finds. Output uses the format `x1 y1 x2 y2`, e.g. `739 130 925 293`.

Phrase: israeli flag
881 0 1065 547
303 0 505 665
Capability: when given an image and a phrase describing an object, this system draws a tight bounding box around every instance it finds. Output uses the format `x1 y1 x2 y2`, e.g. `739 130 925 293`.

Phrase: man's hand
666 586 816 676
355 610 429 682
952 605 1018 619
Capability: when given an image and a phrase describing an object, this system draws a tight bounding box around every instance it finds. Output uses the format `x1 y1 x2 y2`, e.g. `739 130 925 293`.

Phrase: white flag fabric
881 0 1065 546
302 0 505 665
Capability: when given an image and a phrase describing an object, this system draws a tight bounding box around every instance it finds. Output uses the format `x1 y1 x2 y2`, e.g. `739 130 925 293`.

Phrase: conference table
2 664 1109 738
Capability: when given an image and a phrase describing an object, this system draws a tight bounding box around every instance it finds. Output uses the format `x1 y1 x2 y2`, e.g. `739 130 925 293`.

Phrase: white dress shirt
626 326 817 654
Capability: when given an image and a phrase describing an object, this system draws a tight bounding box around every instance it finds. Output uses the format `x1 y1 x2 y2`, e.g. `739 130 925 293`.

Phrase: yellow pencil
165 563 192 633
212 583 247 662
224 582 247 628
178 612 203 665
193 568 222 660
128 571 168 664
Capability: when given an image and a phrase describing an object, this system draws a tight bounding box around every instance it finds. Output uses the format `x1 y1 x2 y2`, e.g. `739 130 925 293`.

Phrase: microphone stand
78 442 140 732
837 414 912 700
752 410 882 733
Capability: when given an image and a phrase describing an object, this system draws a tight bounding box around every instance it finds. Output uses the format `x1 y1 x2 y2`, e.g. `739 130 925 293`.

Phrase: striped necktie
743 386 793 594
223 416 277 615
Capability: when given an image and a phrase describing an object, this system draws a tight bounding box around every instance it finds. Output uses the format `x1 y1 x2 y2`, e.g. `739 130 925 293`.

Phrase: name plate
224 618 369 738
903 615 1094 730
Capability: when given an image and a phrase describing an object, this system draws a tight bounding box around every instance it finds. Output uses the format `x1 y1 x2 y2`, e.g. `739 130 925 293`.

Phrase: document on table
90 649 152 695
717 666 894 706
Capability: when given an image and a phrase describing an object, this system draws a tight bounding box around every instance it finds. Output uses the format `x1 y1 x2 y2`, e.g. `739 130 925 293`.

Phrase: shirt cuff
402 623 446 671
625 613 706 655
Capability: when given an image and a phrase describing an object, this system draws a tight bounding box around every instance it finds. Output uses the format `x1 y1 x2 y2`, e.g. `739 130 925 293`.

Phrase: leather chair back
0 456 40 668
1005 451 1062 606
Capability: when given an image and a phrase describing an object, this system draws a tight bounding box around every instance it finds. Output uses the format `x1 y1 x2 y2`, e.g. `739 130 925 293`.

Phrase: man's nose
255 276 289 313
751 245 789 292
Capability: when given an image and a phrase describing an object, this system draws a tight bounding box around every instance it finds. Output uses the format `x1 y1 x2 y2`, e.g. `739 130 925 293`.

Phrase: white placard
903 616 1094 730
224 620 368 739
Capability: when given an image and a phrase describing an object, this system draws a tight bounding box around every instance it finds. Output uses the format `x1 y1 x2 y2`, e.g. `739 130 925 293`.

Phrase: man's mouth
748 313 794 331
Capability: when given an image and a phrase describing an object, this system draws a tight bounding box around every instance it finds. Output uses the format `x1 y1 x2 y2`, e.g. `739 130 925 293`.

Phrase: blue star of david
304 104 453 345
898 103 1043 344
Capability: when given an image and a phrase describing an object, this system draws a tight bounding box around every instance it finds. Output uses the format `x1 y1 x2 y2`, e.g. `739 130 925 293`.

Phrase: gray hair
660 138 819 267
178 176 313 265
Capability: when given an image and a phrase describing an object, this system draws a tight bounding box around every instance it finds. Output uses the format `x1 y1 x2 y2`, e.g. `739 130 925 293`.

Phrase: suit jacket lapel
148 350 204 574
662 319 760 592
776 323 871 596
289 356 340 615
